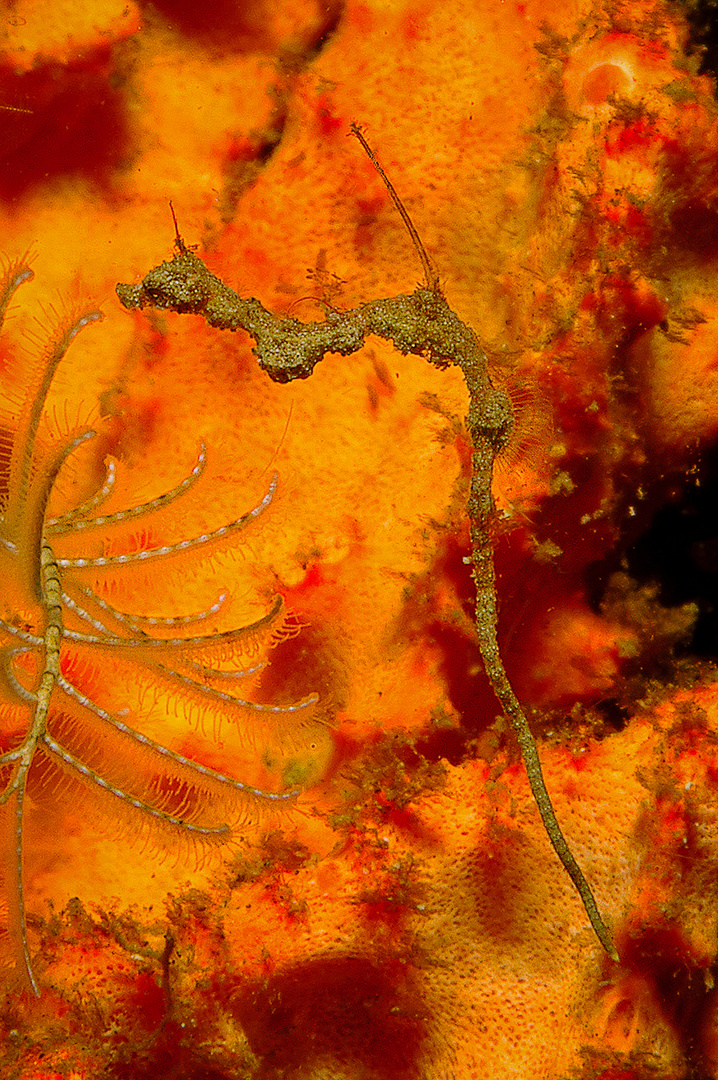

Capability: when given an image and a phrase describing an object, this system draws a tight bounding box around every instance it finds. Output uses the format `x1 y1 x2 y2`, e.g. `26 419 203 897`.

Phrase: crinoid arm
0 263 323 995
117 130 618 962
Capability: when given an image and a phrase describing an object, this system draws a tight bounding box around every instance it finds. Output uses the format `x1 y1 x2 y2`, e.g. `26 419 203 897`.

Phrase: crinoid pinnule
0 258 320 996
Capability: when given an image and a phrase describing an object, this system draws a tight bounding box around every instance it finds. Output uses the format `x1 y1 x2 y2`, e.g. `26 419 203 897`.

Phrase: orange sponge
2 0 718 1077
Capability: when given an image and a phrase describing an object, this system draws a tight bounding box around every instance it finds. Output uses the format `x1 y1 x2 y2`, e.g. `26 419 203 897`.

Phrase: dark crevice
623 442 718 658
679 0 718 83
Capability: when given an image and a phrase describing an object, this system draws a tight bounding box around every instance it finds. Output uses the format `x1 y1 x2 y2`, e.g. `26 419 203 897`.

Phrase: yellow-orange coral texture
2 0 718 1076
